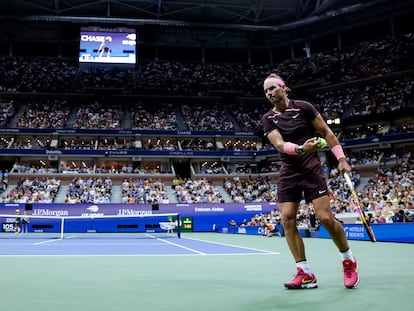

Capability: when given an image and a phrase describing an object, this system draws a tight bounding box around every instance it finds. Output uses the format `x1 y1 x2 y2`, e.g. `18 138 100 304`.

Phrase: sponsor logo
194 207 224 212
122 39 136 46
301 279 313 284
0 129 19 133
81 213 104 217
86 205 99 213
107 150 128 155
176 131 192 135
32 209 68 216
126 33 136 40
318 190 327 194
169 151 194 156
244 204 262 211
344 225 365 238
55 130 77 133
81 35 109 42
234 132 255 136
237 227 246 234
292 113 300 119
117 209 152 215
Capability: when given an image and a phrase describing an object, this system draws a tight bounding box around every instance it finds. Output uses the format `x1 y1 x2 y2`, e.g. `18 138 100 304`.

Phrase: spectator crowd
0 32 413 230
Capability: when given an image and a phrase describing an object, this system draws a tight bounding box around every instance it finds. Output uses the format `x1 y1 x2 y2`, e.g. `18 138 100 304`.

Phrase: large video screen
79 29 136 64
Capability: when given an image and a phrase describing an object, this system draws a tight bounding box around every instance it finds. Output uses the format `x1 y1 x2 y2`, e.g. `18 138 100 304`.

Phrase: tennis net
0 213 181 239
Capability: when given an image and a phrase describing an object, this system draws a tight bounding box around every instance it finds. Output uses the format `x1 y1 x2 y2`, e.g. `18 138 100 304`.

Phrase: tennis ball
317 138 327 148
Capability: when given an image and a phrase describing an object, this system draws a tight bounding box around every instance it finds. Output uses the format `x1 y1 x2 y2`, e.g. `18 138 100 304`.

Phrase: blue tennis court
0 233 279 256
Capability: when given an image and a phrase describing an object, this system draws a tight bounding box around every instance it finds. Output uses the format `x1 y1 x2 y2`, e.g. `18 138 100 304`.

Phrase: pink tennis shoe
284 267 318 289
343 258 360 288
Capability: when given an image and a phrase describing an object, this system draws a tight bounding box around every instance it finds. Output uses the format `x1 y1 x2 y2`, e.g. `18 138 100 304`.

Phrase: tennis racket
343 172 376 242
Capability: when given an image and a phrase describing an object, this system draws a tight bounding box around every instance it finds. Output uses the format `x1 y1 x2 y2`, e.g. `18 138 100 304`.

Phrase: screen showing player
79 30 136 64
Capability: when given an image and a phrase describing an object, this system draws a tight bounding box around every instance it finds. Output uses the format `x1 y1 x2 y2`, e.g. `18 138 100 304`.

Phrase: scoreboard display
79 28 136 64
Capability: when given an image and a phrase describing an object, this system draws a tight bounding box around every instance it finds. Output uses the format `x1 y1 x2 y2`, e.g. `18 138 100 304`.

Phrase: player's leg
279 201 304 261
15 222 21 233
312 195 349 251
303 167 349 252
280 201 318 289
304 168 359 288
311 194 359 288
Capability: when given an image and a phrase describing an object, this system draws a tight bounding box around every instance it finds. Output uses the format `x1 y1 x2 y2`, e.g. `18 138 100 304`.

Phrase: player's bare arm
311 113 351 173
266 128 285 153
311 113 339 147
268 128 320 154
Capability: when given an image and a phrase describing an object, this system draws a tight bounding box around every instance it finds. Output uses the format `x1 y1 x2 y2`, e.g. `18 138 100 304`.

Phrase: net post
60 217 65 239
177 213 181 238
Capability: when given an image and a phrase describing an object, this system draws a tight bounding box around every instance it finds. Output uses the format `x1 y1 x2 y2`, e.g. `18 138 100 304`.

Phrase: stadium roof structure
0 0 413 49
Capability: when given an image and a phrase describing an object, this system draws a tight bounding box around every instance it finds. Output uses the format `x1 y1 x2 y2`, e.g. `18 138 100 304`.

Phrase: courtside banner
0 128 257 136
0 148 257 157
0 128 412 144
319 223 414 243
0 203 278 232
0 202 277 216
221 225 284 236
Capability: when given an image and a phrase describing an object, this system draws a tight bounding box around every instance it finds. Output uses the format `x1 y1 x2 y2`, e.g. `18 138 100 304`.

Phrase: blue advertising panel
2 202 413 242
319 223 414 243
0 202 278 233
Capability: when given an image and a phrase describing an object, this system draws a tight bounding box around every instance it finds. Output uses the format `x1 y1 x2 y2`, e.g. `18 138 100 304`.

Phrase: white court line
0 253 278 257
33 238 63 245
156 237 206 255
35 242 174 246
32 235 77 245
180 236 280 255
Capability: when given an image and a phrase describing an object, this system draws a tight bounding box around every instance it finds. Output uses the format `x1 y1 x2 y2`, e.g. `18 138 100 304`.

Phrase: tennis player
14 209 21 233
261 73 359 289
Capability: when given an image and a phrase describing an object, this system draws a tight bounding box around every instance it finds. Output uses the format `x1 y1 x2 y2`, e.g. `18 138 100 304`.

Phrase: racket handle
343 172 353 189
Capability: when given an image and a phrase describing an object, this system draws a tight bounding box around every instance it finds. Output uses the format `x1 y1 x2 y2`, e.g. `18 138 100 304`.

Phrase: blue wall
0 202 278 233
2 203 413 243
319 223 414 243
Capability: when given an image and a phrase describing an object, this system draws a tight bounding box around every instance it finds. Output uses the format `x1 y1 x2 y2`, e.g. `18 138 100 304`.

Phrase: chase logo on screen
86 205 99 213
81 35 110 42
